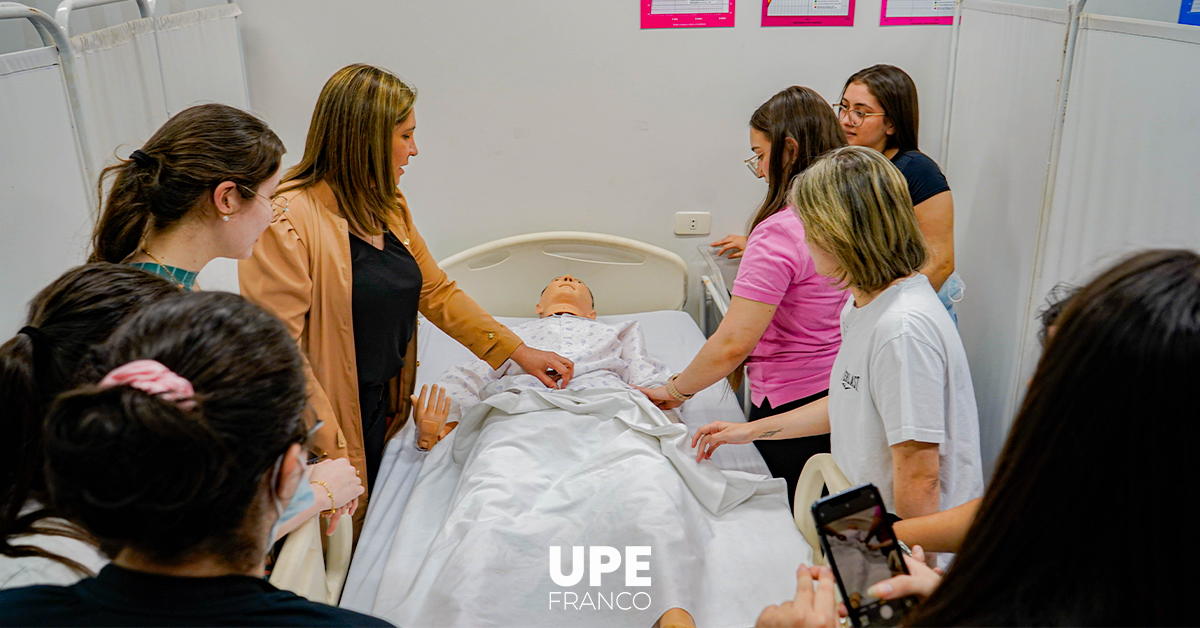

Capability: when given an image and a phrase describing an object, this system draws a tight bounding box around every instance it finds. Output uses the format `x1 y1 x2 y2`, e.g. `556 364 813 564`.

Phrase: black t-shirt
0 564 393 626
890 149 950 206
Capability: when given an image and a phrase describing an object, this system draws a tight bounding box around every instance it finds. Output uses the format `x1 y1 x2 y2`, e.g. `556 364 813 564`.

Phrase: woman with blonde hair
692 147 982 551
240 64 573 523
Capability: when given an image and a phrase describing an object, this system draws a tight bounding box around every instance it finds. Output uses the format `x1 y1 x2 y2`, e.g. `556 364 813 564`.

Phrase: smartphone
811 484 919 628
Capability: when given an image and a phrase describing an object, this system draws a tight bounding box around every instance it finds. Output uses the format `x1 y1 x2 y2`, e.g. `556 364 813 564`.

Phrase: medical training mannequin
754 249 1200 627
0 292 390 627
693 147 982 550
415 274 695 628
423 274 669 427
89 104 287 292
641 87 848 506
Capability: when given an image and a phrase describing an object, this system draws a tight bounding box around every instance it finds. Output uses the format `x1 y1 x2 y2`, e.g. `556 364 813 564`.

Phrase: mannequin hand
324 497 358 536
755 565 839 628
710 235 748 259
634 384 685 410
511 344 574 389
412 384 452 451
691 421 755 462
866 545 943 601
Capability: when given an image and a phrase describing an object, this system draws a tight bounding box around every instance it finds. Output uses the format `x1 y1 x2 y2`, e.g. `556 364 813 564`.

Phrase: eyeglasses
744 153 763 176
238 184 290 218
832 103 887 128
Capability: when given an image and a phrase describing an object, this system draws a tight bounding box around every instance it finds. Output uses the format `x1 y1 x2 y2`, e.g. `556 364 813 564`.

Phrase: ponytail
0 264 178 573
89 103 285 263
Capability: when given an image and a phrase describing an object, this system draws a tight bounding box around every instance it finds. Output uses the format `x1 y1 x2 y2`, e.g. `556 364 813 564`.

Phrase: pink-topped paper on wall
641 0 736 29
762 0 854 27
880 0 954 25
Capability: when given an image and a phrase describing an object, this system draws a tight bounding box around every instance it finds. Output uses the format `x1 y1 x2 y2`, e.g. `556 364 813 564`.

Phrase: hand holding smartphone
811 484 920 627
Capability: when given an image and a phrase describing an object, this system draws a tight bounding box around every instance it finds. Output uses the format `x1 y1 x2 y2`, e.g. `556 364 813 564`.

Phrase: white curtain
0 47 94 334
943 0 1068 473
71 17 169 172
155 3 249 293
156 4 248 113
1018 16 1200 375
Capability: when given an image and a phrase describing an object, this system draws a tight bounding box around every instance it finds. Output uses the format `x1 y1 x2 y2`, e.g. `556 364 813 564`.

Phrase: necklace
140 247 198 291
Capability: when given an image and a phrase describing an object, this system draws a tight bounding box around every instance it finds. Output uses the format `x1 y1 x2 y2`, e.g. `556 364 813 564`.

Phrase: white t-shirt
0 502 108 590
828 275 983 516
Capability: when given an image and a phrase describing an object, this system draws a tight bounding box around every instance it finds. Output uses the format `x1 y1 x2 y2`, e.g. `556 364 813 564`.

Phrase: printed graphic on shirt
841 369 860 391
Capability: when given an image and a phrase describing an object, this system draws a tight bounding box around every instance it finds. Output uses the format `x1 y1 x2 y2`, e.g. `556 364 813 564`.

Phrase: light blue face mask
266 450 315 549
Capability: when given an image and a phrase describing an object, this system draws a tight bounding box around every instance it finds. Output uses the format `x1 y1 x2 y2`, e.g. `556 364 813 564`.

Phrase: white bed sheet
342 311 803 625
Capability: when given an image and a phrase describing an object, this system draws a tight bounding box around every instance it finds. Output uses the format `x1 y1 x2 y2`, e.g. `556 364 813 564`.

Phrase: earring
222 215 230 222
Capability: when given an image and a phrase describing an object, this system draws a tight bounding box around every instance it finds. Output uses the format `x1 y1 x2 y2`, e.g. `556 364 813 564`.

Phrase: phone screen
814 486 916 627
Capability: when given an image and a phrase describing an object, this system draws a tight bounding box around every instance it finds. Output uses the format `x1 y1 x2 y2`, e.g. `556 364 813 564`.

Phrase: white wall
236 0 952 318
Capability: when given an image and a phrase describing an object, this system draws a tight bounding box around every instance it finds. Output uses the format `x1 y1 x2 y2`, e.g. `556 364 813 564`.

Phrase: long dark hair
843 65 920 153
746 86 846 236
0 264 178 575
910 249 1200 626
45 292 307 568
89 103 285 264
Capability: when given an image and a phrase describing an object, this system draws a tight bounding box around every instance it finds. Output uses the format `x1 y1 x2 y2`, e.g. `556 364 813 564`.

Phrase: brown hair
0 264 178 575
909 250 1200 626
281 64 417 237
747 86 847 236
791 146 927 293
842 65 920 153
46 292 307 568
89 104 285 264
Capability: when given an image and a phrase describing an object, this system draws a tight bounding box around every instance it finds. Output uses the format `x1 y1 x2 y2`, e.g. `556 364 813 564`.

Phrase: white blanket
345 387 810 627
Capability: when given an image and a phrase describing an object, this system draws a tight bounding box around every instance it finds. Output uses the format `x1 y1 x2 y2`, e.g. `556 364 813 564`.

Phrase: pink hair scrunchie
98 359 196 411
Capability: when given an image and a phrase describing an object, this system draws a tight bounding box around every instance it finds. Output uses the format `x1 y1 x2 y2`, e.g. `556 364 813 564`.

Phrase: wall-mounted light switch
674 212 711 236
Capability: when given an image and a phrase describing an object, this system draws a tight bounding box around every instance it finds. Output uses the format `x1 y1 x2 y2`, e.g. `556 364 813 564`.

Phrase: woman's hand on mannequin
635 384 685 410
866 544 943 601
511 344 574 389
691 421 755 461
711 235 748 259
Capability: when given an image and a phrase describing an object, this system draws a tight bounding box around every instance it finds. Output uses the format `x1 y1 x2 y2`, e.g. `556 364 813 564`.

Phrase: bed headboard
438 232 688 317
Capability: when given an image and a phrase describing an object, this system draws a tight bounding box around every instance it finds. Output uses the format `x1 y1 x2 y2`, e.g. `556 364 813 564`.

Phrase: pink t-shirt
731 207 848 407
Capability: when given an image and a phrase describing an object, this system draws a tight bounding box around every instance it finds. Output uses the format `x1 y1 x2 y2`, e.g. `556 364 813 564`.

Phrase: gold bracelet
666 374 695 401
310 480 336 514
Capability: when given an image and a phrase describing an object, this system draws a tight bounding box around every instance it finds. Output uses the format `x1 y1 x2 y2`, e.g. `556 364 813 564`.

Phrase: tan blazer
239 181 522 515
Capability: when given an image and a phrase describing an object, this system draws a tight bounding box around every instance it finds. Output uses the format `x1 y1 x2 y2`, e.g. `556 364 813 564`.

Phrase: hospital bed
340 232 811 627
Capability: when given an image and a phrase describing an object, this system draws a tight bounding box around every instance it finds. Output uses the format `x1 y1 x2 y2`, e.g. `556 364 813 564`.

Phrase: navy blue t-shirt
890 149 950 206
0 564 394 627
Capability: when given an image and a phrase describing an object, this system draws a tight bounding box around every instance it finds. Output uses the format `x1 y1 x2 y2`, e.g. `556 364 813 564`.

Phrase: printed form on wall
762 0 854 27
880 0 954 25
641 0 736 28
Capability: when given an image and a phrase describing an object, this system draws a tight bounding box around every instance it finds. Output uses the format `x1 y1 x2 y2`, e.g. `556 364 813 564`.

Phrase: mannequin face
535 275 596 319
214 166 283 260
839 82 894 153
393 111 418 184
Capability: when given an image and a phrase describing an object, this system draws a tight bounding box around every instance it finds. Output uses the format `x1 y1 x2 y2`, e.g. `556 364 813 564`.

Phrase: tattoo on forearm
760 429 781 439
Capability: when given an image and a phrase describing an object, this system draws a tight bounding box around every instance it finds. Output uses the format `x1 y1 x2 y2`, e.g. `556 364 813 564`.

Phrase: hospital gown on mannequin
436 313 671 418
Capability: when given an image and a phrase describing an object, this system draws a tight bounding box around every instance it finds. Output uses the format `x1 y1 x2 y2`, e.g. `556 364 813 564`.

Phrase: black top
0 564 393 626
350 230 422 386
890 149 951 206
